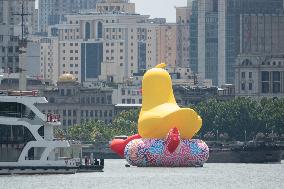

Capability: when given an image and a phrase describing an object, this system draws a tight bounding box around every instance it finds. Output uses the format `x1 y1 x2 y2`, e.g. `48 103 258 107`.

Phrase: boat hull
207 149 282 163
0 166 77 175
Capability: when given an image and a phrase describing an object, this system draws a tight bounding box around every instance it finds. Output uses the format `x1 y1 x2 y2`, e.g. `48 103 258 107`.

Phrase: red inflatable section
166 127 181 153
110 134 142 158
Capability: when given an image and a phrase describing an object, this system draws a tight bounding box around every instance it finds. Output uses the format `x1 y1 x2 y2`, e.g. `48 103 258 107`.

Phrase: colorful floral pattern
124 139 209 167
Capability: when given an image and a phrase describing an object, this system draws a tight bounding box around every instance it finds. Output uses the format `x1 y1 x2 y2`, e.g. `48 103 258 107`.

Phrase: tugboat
0 90 78 174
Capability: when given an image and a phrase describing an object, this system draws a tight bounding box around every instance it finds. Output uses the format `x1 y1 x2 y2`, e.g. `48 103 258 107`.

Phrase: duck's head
141 63 176 111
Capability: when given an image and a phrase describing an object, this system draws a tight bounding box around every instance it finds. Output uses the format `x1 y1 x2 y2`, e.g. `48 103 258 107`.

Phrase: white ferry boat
0 90 78 175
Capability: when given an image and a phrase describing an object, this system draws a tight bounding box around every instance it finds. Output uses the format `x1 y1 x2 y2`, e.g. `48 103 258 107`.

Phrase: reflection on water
0 160 283 189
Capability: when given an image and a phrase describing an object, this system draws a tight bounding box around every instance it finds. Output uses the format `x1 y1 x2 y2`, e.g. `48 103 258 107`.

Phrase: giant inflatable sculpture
110 63 209 167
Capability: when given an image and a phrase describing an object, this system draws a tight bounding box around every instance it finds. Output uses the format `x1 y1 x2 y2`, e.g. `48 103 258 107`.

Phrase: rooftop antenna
12 0 31 91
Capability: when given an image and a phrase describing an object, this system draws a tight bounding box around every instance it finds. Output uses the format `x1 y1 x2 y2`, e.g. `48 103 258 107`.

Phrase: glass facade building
189 0 283 86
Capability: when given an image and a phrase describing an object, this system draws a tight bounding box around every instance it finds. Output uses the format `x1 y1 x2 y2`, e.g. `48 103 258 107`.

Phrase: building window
241 83 245 91
68 110 71 116
249 72 252 79
249 83 252 90
107 95 112 104
73 110 77 116
67 89 72 96
85 22 91 39
97 21 103 38
241 72 245 78
261 71 270 93
8 46 13 53
63 110 66 116
272 71 280 93
96 97 100 104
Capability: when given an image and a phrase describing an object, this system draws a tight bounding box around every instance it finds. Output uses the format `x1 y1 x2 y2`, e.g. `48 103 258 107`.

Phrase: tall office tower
190 0 218 85
0 0 37 34
189 0 283 86
176 3 191 68
38 0 98 33
218 0 283 86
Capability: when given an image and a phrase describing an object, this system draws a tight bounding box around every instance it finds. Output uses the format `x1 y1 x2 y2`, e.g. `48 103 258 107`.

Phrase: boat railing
0 90 39 97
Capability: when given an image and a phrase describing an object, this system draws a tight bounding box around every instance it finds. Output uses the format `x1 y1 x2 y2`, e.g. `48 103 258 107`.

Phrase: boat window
0 124 36 162
27 147 45 160
0 102 35 119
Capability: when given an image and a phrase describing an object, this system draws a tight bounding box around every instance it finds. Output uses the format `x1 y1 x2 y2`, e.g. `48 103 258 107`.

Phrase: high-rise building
38 0 98 33
176 3 191 67
218 0 283 85
189 0 283 86
240 14 284 55
190 0 218 85
0 0 37 34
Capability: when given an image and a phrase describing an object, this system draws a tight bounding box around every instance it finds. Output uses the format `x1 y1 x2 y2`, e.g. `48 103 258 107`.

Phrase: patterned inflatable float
124 129 209 167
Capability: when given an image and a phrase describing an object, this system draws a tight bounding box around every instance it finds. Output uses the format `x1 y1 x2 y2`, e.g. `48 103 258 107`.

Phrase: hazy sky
35 0 188 23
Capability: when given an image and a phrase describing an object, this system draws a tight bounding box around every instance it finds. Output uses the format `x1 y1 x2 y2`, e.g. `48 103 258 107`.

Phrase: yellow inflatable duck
138 63 202 139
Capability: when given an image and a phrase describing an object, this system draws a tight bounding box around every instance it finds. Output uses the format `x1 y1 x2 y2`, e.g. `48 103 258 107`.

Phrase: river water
0 160 283 189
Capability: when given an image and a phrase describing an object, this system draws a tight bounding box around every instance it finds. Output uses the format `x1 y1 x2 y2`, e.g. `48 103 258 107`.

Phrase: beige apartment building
39 0 178 85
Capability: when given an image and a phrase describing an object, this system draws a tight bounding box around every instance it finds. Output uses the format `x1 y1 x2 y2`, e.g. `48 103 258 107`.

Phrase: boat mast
13 0 31 91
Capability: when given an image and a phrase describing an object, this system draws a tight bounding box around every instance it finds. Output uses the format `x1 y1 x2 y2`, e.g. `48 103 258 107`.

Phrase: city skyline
35 0 187 23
